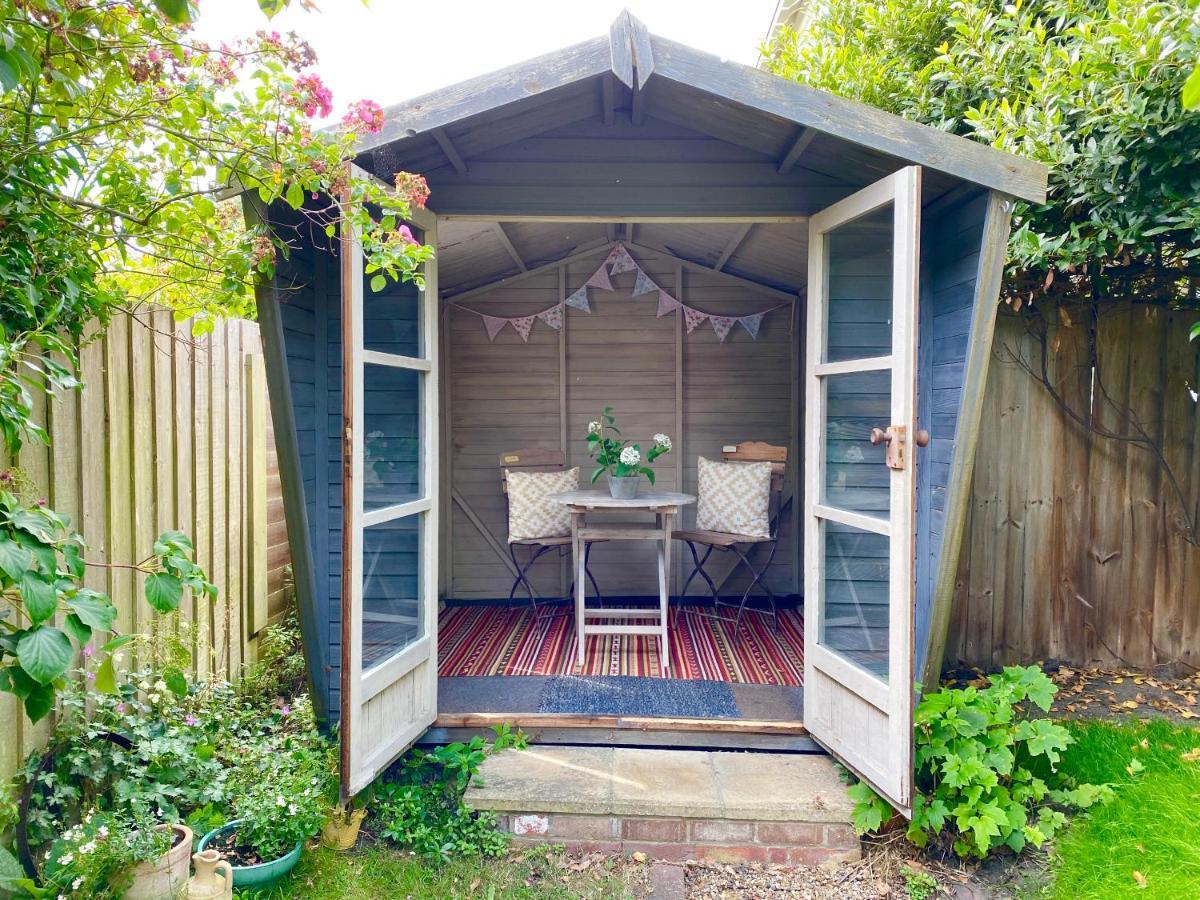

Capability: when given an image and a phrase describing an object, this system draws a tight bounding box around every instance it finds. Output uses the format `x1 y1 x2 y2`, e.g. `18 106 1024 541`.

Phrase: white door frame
341 166 440 798
803 166 921 815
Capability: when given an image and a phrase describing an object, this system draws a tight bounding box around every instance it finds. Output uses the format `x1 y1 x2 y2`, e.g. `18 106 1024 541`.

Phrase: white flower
153 680 167 693
97 826 108 838
653 433 672 451
288 803 298 815
78 841 96 855
587 420 601 435
276 795 287 807
72 878 83 890
60 853 74 866
619 446 640 466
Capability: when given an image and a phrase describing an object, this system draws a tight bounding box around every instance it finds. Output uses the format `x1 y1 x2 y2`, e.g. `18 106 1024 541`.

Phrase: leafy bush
849 666 1112 858
373 726 527 861
38 809 169 899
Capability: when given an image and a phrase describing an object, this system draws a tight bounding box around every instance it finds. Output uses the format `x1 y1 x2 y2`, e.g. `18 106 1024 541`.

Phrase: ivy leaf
67 593 118 632
144 572 184 613
20 571 58 626
0 536 31 582
17 625 73 684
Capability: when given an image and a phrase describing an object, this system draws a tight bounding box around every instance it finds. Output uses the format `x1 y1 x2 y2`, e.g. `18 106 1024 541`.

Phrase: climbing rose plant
0 0 432 455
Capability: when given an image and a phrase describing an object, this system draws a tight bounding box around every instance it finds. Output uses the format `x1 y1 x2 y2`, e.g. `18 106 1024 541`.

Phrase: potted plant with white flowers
585 407 671 499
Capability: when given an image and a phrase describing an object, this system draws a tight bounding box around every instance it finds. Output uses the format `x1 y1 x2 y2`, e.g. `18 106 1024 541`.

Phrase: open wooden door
803 166 921 815
340 168 440 798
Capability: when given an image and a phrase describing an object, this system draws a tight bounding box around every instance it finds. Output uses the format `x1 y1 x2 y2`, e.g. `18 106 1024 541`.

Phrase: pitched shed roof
356 11 1047 204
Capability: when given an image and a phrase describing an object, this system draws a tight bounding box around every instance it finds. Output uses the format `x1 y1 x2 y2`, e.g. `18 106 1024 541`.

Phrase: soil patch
206 828 283 868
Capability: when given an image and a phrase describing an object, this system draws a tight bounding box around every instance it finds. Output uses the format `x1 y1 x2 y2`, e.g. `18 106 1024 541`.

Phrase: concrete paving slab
611 748 723 817
711 751 854 822
465 746 615 813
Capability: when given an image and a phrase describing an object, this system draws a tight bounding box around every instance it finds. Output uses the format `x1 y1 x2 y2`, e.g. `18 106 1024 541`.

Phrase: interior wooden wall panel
446 244 798 600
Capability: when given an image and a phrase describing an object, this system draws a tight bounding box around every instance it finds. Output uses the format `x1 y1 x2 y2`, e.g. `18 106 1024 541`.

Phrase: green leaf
0 536 31 582
1184 64 1200 111
94 655 116 694
101 634 136 654
20 571 57 625
285 180 305 210
0 841 26 892
62 542 85 579
16 626 73 684
590 466 605 484
62 613 91 647
370 274 386 293
162 665 188 697
23 681 54 723
144 572 184 613
152 0 196 23
257 0 289 16
67 593 118 632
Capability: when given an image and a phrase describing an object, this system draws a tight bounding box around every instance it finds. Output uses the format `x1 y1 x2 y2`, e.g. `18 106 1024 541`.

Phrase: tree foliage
0 0 431 453
764 0 1200 310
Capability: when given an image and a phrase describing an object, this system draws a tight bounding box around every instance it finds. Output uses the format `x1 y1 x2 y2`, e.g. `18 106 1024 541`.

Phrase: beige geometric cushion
694 456 772 539
505 467 579 542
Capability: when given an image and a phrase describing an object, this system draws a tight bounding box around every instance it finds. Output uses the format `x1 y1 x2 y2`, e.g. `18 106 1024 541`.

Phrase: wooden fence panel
0 307 292 788
951 303 1200 671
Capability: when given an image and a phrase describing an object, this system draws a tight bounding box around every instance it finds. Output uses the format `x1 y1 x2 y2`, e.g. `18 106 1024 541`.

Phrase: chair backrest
499 448 567 494
721 441 788 537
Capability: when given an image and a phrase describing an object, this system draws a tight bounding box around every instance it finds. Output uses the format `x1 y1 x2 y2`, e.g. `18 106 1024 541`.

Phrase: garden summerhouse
243 12 1047 811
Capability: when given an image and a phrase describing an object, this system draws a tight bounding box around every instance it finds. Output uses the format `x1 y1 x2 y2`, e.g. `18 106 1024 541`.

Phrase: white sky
193 0 779 115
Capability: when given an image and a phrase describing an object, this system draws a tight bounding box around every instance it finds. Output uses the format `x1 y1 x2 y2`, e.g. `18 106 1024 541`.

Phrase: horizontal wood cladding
447 244 798 601
418 117 861 219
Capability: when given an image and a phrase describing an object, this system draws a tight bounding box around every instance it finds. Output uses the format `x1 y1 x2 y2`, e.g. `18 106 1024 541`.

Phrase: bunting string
451 244 792 344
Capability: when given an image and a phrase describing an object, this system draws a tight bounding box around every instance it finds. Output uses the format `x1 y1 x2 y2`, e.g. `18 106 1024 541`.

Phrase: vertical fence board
953 302 1200 671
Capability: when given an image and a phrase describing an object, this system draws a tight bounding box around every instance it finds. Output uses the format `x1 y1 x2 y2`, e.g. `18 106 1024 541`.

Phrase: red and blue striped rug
437 603 804 685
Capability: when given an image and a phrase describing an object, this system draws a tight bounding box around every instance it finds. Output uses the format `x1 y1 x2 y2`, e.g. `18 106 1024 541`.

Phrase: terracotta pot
182 849 233 900
121 823 193 900
321 807 366 851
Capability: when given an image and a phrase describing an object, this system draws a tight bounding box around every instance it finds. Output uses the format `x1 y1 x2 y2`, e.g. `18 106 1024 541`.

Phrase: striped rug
437 604 804 686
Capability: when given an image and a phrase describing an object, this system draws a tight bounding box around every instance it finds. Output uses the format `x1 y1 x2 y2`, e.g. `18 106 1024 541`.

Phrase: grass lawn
1046 717 1200 899
242 842 648 899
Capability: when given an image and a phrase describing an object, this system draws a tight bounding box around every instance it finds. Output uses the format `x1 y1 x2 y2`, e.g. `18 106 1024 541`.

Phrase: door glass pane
823 370 890 516
362 225 423 357
821 521 888 679
361 513 423 671
825 203 893 362
364 362 421 512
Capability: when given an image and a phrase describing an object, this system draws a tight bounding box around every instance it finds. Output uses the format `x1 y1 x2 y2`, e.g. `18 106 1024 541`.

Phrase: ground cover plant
848 666 1111 859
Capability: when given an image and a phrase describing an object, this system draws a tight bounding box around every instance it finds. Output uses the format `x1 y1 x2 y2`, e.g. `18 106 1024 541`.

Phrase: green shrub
373 726 527 861
849 665 1112 858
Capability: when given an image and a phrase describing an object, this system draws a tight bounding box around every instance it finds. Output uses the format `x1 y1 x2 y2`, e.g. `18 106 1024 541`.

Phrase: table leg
657 511 671 673
573 510 585 668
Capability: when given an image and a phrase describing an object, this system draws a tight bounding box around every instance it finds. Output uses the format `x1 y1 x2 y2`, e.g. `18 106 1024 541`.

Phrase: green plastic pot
197 820 302 890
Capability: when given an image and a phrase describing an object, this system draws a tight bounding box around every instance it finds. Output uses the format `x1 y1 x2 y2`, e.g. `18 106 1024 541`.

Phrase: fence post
245 353 269 660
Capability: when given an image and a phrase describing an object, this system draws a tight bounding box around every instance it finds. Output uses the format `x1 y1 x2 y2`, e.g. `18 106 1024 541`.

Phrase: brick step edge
495 812 862 866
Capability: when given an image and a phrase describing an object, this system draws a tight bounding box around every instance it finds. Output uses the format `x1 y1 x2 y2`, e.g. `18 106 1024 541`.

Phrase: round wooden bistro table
547 489 696 672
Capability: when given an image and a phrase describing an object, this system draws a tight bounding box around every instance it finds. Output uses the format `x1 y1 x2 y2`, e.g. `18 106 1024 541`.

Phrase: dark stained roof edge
354 11 1048 203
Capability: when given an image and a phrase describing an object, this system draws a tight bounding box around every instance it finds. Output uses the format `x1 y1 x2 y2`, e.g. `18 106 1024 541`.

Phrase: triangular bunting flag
738 312 764 340
537 305 563 330
482 315 508 341
632 268 659 297
565 285 591 311
683 306 708 333
511 315 535 342
710 315 736 342
585 265 612 291
656 290 680 318
607 244 638 275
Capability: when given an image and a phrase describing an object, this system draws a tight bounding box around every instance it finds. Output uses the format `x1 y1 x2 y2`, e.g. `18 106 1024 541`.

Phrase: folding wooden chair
673 441 789 631
501 448 601 615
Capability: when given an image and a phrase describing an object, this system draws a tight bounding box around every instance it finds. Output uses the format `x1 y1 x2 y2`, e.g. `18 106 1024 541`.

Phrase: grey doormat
538 675 739 718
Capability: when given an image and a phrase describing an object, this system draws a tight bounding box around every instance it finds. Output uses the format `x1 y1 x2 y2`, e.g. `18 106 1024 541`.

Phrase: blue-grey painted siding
915 188 988 681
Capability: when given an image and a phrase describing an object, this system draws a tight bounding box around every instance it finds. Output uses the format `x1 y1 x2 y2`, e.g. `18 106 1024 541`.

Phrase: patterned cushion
694 456 772 539
505 468 579 542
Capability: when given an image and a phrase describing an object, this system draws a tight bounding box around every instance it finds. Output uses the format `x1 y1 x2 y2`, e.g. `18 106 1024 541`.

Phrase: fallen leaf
1140 738 1149 749
469 879 482 892
1121 700 1139 709
1133 870 1148 889
631 851 647 864
1181 748 1200 762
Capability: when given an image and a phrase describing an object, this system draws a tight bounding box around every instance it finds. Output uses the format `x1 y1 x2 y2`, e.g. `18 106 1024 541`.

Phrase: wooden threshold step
434 711 807 736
